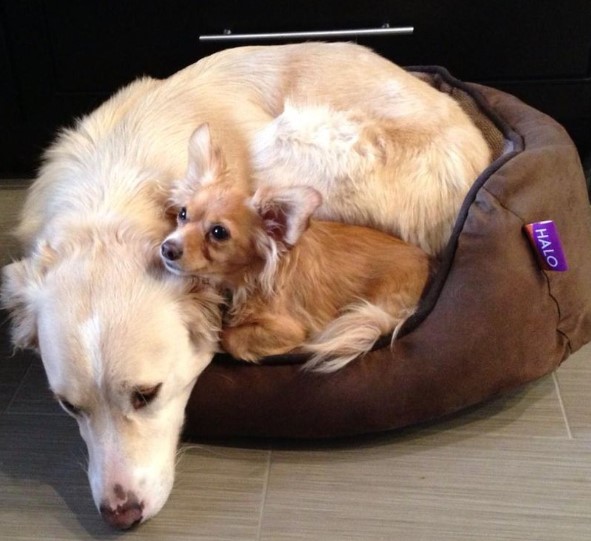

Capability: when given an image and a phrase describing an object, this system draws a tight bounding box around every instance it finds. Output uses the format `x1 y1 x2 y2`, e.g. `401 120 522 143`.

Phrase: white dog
1 42 490 528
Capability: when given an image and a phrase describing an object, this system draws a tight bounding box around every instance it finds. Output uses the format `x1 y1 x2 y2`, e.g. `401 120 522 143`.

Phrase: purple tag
524 220 568 271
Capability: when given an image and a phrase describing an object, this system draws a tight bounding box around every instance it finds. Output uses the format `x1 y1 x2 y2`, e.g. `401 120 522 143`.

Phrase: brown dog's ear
169 123 227 209
186 123 226 188
0 257 45 350
251 185 322 246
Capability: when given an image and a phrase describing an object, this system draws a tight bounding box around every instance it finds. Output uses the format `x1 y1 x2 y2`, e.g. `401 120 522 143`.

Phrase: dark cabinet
2 0 591 177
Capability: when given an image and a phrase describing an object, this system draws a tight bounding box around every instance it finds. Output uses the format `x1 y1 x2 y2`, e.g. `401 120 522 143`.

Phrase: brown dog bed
184 67 591 439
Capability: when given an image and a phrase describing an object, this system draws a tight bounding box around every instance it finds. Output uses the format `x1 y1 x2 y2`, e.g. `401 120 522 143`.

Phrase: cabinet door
3 1 213 120
199 0 591 79
1 0 211 175
2 0 591 176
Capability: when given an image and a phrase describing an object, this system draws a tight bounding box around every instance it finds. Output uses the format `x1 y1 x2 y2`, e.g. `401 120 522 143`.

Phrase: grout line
2 361 65 417
0 179 32 189
4 361 35 414
552 371 574 440
256 450 272 541
3 410 66 417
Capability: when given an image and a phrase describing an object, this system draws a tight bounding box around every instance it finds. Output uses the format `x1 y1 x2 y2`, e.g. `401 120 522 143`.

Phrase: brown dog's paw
220 327 263 362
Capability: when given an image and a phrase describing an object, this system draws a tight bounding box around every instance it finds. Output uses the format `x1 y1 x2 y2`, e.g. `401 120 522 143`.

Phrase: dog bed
184 67 591 439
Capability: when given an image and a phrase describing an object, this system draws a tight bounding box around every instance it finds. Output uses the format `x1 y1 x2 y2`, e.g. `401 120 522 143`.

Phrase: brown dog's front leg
221 314 307 362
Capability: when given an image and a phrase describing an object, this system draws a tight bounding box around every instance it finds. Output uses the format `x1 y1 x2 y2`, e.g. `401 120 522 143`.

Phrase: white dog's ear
251 185 322 246
186 123 226 188
1 257 46 350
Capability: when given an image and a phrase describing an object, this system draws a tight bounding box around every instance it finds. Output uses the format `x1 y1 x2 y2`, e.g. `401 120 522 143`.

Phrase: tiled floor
1 184 590 540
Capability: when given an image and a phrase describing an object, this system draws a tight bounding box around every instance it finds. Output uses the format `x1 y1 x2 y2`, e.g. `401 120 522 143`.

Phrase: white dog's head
1 233 221 529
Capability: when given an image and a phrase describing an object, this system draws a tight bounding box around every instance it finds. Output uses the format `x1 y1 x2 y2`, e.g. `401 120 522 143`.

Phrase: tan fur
162 133 431 371
222 219 430 370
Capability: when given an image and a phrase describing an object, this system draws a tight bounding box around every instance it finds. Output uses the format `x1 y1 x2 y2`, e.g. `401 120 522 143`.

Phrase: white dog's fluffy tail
302 301 414 373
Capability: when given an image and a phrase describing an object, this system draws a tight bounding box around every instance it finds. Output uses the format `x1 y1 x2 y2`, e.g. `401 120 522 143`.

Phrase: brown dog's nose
161 240 183 261
100 500 143 530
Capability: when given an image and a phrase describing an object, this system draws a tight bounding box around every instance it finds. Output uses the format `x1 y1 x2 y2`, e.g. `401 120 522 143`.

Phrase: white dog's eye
131 383 162 411
178 207 187 222
57 398 82 417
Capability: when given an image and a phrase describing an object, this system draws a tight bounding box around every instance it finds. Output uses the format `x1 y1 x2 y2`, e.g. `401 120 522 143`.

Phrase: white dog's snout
84 417 178 529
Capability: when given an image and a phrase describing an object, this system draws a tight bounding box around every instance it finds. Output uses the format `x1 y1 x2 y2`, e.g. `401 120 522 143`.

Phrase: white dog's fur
1 42 490 528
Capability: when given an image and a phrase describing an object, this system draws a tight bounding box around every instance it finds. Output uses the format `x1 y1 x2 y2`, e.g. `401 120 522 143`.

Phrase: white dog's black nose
100 498 143 530
161 240 183 261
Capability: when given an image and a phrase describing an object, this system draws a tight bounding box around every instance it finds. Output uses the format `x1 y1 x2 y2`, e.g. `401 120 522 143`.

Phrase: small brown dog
161 124 431 371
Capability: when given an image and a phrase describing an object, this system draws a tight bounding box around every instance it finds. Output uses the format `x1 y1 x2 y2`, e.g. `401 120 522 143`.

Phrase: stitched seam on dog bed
358 70 526 351
389 66 524 341
480 185 572 352
388 148 523 345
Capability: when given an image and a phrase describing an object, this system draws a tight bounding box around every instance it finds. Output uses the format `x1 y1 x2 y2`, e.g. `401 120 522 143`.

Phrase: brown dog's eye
209 224 230 241
131 383 162 410
178 207 187 222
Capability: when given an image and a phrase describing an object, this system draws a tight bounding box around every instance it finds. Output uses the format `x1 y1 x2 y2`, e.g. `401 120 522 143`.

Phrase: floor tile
555 342 591 440
0 319 34 385
0 384 17 413
422 373 568 440
0 414 268 540
7 360 63 416
260 432 591 541
0 187 26 265
0 414 102 540
0 188 35 385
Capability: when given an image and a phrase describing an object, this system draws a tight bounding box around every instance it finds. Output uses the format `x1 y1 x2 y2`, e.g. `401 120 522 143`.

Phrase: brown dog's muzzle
161 239 183 261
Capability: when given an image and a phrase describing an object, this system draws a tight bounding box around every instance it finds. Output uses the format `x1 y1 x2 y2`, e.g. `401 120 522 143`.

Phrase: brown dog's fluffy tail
302 301 414 373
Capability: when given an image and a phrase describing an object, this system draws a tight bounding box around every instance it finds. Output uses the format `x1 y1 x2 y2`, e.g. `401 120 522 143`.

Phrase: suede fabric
184 69 591 439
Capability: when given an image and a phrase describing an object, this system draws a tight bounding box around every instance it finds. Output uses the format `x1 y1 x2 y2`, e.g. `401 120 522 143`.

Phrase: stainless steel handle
199 26 414 42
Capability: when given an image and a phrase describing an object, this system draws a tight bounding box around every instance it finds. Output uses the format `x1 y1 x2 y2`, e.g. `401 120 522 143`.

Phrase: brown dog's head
160 123 321 289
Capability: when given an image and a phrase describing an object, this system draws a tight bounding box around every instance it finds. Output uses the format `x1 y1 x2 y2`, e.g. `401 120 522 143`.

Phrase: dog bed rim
213 66 525 367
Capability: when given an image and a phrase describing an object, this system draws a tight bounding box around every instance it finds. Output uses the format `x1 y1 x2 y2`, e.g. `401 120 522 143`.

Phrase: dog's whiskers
175 443 205 466
74 448 90 476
